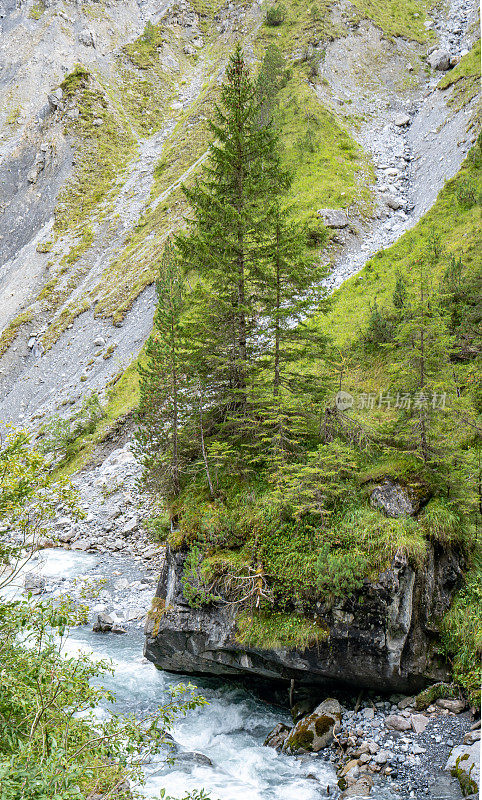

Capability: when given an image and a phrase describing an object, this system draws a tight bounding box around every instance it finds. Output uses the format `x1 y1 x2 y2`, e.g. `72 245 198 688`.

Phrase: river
17 547 343 800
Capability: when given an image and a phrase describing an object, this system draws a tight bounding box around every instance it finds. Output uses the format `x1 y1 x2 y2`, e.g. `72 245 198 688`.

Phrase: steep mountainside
0 0 479 435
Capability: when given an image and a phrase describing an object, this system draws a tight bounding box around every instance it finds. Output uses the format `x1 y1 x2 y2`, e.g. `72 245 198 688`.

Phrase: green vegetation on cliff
135 44 482 700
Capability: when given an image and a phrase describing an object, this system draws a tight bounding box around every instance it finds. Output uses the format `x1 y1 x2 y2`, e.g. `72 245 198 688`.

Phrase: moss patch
236 610 328 649
0 309 34 357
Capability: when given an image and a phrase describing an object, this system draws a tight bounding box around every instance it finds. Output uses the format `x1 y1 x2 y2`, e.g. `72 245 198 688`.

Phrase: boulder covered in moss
282 697 341 753
369 480 423 517
445 742 480 795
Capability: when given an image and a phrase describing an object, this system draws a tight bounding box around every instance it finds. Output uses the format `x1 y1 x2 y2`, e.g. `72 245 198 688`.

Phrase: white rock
445 743 479 791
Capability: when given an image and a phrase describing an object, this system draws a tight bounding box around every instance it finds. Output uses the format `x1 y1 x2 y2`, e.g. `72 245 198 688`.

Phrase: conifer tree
176 45 288 422
387 260 453 462
135 240 190 501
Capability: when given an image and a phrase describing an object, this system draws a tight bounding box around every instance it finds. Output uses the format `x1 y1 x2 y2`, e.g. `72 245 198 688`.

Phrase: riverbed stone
436 697 467 713
385 714 412 732
445 742 479 794
93 613 114 632
411 713 429 734
264 722 291 750
283 698 341 753
428 49 451 71
340 776 373 797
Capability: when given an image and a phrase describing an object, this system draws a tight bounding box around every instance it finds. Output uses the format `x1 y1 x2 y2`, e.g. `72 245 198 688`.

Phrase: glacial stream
11 547 406 800
18 548 339 800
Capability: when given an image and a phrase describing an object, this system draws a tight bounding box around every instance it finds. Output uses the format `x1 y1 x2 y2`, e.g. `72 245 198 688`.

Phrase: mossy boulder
415 682 459 710
282 698 341 753
445 743 480 795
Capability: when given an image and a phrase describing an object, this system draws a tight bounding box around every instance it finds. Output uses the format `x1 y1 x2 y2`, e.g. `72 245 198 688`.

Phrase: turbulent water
4 546 403 800
16 548 337 800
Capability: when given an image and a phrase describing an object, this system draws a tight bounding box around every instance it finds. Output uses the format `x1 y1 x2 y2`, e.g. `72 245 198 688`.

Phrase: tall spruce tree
135 240 191 503
387 260 453 463
176 44 283 413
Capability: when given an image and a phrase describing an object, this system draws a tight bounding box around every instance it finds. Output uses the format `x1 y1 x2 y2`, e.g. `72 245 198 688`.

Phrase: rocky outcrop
144 543 464 692
369 480 425 517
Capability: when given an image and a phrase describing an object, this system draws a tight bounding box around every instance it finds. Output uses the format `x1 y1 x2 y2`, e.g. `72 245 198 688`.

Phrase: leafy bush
0 430 206 795
442 554 482 706
306 216 328 247
39 392 104 463
265 3 286 26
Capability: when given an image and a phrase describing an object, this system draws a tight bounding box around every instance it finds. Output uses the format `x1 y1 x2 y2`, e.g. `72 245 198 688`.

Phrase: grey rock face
369 480 422 517
144 543 463 692
316 208 349 228
428 50 451 70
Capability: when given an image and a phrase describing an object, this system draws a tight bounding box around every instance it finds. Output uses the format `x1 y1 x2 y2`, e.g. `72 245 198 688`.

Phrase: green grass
236 609 328 649
53 357 141 479
316 141 482 347
441 551 482 706
279 69 374 219
0 309 34 357
55 72 137 234
438 39 481 109
351 0 430 42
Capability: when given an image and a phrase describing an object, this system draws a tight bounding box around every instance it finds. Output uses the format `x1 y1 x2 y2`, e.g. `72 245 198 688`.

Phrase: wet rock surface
144 543 464 692
266 691 478 799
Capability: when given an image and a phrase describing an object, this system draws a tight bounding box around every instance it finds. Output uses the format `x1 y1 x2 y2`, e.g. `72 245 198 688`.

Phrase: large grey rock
340 777 373 798
144 543 463 692
436 697 467 713
411 713 429 734
282 698 341 753
386 195 404 211
79 29 96 47
93 613 114 632
24 574 45 594
445 742 480 794
385 714 412 732
428 50 451 71
394 114 411 127
316 208 349 228
370 480 422 517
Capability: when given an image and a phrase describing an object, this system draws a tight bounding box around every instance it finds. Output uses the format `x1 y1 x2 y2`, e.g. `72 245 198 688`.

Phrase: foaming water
65 625 336 799
10 549 401 799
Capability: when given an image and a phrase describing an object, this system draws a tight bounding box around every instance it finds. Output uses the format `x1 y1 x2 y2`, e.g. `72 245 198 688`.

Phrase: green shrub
456 177 479 208
442 554 482 706
266 3 286 26
39 392 105 463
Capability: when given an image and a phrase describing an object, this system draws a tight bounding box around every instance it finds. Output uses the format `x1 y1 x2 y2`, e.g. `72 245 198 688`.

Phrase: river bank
13 544 478 800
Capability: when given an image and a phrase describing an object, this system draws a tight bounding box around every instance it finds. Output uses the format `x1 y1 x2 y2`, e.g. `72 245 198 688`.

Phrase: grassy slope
1 0 432 352
318 145 482 348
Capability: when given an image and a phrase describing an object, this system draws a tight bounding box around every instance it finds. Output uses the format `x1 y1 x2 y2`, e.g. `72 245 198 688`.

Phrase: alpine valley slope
0 0 479 437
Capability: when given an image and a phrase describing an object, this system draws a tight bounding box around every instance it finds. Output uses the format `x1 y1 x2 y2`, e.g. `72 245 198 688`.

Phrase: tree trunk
274 216 281 397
